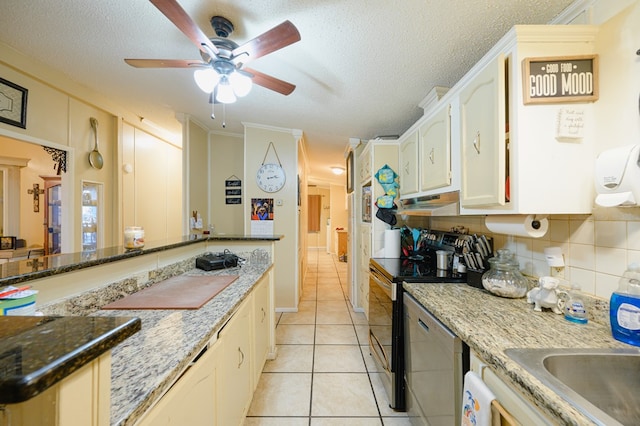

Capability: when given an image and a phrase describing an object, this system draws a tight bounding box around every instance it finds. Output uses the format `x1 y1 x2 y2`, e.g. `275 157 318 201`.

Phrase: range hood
398 191 460 216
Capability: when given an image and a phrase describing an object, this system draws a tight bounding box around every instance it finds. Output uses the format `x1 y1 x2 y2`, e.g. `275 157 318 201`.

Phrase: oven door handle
368 329 391 373
369 270 396 301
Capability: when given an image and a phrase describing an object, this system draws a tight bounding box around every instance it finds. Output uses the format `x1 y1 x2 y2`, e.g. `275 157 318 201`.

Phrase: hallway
245 250 411 425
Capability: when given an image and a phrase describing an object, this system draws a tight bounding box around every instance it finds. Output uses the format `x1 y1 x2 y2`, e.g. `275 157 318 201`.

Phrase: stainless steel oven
368 262 403 410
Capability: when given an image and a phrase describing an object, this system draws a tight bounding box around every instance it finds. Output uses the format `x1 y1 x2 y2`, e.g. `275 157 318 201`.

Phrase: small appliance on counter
196 251 240 271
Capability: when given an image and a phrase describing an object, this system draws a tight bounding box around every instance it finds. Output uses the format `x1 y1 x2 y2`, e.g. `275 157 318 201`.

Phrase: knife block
466 268 487 289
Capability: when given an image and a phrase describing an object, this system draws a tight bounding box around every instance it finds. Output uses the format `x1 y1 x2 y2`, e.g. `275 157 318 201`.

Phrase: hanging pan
89 117 104 170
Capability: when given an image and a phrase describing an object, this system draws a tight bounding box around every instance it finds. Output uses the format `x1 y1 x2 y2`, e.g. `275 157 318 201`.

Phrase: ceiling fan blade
244 67 296 95
149 0 219 57
125 58 208 68
232 21 300 63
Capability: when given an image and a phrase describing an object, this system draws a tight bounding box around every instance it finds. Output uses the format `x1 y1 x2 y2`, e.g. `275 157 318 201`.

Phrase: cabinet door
219 299 253 426
460 54 506 207
358 145 372 184
399 131 419 196
252 276 270 389
420 105 451 191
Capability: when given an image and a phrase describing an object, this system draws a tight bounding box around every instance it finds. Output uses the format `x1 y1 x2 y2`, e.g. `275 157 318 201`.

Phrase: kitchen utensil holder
467 267 488 289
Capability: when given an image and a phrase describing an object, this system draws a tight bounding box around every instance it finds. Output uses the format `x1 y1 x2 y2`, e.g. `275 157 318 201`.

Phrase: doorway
0 131 72 254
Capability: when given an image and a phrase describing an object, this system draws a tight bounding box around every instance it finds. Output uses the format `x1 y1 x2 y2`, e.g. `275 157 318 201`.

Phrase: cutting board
102 275 238 310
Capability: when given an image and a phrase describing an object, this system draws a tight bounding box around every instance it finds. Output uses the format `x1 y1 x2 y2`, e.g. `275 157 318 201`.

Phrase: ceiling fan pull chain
262 142 282 166
222 103 226 128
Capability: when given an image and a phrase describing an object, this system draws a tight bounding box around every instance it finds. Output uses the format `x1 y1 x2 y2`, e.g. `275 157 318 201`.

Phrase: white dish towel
461 371 496 426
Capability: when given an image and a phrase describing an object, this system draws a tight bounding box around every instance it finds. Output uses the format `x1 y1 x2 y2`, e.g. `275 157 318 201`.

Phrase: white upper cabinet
398 86 453 200
460 54 507 208
420 103 452 192
459 25 598 215
399 130 419 196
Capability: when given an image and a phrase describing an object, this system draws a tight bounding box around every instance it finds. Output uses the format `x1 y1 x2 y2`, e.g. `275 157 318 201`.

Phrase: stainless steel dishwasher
403 292 469 426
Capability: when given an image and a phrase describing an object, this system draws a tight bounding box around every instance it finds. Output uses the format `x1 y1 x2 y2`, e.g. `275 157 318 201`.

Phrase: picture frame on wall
0 77 28 129
346 150 354 194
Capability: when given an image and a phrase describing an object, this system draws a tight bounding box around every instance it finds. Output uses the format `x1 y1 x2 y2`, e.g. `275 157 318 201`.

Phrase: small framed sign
225 197 242 205
522 54 598 104
0 77 28 128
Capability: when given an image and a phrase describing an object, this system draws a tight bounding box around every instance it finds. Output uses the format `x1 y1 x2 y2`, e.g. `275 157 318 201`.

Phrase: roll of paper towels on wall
383 229 401 258
484 215 549 238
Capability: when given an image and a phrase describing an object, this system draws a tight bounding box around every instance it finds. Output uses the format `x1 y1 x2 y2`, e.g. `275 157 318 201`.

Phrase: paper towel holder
594 144 640 207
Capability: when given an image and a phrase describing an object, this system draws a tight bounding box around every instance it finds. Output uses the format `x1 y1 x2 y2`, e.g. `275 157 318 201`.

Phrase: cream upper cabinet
420 104 452 192
459 53 507 208
399 131 419 196
459 25 598 215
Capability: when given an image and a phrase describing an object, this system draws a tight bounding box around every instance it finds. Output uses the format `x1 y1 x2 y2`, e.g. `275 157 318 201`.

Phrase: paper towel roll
484 215 548 238
383 229 401 258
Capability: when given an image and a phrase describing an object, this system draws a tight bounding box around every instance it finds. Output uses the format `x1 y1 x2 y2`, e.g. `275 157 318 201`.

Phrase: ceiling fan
125 0 301 104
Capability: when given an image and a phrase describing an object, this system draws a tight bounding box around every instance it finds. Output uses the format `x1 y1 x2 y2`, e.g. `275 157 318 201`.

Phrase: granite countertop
0 315 141 404
403 282 630 425
0 234 282 287
92 262 271 426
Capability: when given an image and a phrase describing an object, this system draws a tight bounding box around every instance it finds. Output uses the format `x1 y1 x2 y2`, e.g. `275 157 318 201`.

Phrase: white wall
244 124 301 310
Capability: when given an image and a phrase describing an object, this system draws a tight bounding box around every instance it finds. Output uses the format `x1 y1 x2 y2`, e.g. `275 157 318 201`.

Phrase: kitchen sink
505 348 640 426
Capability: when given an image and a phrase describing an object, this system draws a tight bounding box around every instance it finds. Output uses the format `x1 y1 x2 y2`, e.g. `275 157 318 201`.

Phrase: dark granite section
0 315 141 404
0 234 281 287
208 234 283 241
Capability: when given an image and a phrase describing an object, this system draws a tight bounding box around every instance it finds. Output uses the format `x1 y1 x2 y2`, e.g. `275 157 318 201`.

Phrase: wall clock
257 142 286 193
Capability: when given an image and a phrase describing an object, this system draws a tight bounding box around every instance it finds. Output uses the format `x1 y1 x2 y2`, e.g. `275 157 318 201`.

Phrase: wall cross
27 183 45 212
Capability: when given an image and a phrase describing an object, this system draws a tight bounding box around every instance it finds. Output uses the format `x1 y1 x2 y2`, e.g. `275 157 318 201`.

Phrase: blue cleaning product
564 284 588 324
610 263 640 346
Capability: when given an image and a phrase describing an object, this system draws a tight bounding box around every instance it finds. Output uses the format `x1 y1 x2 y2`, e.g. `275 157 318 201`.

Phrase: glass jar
124 226 145 249
482 249 528 298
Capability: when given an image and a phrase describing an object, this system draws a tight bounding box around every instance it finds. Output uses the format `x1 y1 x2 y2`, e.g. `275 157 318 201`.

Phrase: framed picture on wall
346 150 354 194
0 77 28 129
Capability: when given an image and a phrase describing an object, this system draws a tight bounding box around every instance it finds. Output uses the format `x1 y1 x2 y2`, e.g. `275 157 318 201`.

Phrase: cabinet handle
473 131 481 154
429 148 435 164
238 347 245 368
404 162 410 175
261 307 266 322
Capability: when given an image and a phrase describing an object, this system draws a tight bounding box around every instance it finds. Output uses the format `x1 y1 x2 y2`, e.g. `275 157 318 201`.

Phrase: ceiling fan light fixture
216 76 237 103
194 68 220 93
230 70 253 97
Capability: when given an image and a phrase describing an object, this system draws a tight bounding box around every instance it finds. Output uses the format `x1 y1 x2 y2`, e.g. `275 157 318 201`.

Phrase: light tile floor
245 250 411 425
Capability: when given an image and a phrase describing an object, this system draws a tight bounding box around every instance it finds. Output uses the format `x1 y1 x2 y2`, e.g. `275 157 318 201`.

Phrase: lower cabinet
218 298 253 426
252 275 271 389
137 274 273 426
1 353 111 426
138 343 219 426
470 351 553 425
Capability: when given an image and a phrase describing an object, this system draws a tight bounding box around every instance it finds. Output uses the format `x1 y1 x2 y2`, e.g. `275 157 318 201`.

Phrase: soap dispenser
610 263 640 346
564 284 588 324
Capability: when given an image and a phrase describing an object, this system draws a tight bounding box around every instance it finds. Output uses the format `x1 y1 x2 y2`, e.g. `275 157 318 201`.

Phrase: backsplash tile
426 207 640 299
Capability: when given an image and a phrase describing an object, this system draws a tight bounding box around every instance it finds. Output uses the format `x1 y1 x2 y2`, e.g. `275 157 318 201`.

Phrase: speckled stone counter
92 262 271 426
0 315 140 404
403 283 630 425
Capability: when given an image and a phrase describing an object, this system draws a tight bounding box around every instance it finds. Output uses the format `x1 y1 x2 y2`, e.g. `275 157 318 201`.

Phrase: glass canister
124 226 145 249
482 249 528 298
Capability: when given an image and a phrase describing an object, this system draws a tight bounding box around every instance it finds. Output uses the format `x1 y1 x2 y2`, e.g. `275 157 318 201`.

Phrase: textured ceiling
0 0 574 184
